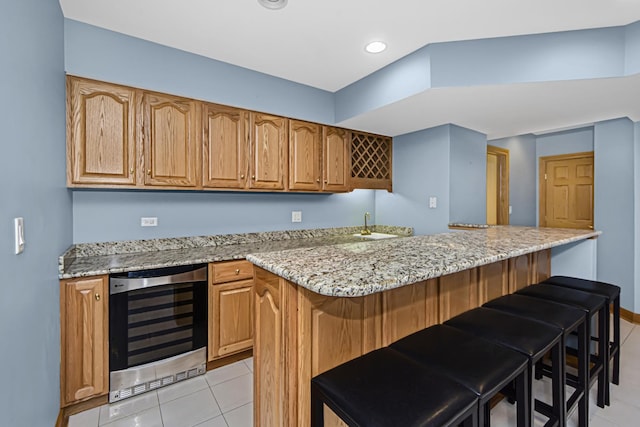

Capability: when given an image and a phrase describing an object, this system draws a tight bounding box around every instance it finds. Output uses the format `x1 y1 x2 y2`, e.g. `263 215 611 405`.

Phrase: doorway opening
486 145 509 225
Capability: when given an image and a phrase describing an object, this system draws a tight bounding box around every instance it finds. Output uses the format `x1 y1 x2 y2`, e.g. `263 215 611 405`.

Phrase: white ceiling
59 0 640 139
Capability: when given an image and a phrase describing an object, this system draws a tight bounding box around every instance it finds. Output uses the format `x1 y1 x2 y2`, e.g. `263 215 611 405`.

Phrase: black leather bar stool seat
542 276 621 386
311 347 479 427
390 324 530 427
445 307 564 427
516 283 609 408
483 294 589 427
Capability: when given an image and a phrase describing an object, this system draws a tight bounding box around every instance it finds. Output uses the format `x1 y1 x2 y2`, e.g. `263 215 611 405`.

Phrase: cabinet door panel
67 77 136 185
438 269 479 322
532 249 551 283
381 279 438 346
298 289 379 427
60 276 108 406
509 254 532 292
478 260 509 304
289 120 321 191
210 279 254 359
203 103 247 188
323 127 350 192
250 113 287 190
254 268 285 427
142 93 198 187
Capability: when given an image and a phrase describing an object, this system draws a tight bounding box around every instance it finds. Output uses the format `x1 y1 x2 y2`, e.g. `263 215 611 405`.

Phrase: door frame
538 151 594 228
487 145 510 225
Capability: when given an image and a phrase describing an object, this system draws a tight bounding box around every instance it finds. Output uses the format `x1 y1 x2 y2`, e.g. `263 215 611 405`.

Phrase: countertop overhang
246 226 600 297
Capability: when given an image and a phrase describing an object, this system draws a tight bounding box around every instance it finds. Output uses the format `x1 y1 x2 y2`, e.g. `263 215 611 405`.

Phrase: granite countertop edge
246 227 601 298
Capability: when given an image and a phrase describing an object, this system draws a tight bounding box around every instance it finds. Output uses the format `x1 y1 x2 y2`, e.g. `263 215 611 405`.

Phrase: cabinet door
67 77 136 186
323 127 350 192
60 276 109 406
249 112 287 190
289 120 322 191
209 279 254 360
202 103 248 189
141 92 199 187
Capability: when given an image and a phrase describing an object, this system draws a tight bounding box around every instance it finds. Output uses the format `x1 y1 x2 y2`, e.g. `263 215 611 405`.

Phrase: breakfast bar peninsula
246 226 600 427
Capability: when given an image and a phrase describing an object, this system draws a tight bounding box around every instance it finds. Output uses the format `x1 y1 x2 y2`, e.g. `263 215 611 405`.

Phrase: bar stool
516 283 609 408
310 347 479 427
445 307 565 427
542 276 621 387
390 324 530 427
483 294 588 427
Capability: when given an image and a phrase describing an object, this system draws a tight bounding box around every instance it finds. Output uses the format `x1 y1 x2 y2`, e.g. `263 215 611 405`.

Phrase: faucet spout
361 212 372 235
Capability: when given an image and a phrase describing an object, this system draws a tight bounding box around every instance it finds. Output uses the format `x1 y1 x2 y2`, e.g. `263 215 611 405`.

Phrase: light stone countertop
246 226 600 297
58 225 412 279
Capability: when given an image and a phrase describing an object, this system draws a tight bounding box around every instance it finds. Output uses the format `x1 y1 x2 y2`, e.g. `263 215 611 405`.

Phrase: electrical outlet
428 196 437 209
141 217 158 227
291 211 302 223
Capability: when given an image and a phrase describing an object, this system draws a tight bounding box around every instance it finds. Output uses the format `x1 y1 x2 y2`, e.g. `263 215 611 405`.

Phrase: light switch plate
14 217 24 254
291 211 302 223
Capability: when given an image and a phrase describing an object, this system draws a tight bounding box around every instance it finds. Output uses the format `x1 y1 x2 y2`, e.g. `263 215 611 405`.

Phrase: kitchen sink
353 232 398 240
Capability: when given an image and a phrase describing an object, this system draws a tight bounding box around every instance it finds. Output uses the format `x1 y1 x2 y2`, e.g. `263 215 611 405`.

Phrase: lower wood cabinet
60 275 109 407
208 261 254 361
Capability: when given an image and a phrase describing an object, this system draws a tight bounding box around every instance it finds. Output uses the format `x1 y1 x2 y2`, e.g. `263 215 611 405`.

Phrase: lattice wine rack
350 131 392 191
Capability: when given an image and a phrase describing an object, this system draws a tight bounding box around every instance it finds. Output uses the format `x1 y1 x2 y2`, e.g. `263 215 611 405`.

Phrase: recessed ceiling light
365 41 387 54
258 0 288 10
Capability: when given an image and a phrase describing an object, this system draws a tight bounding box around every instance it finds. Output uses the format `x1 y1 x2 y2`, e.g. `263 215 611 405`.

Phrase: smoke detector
258 0 288 10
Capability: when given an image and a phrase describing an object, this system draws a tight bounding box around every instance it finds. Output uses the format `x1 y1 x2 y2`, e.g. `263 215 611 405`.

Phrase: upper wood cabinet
249 112 288 190
350 131 393 191
323 126 351 192
67 77 136 186
289 120 322 191
140 92 200 187
60 275 109 407
202 103 248 189
66 76 391 192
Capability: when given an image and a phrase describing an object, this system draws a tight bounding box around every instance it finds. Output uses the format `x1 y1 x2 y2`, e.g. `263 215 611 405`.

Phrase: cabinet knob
147 169 151 176
316 178 320 183
251 175 255 180
95 293 101 301
130 168 134 174
235 269 240 275
240 174 245 179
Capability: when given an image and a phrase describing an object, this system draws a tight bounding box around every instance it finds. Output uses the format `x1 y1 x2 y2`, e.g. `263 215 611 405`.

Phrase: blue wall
488 134 537 226
64 19 335 124
536 127 595 158
449 125 487 224
635 122 640 312
536 127 594 224
0 1 71 425
73 190 374 243
594 119 636 311
65 20 376 243
375 126 451 235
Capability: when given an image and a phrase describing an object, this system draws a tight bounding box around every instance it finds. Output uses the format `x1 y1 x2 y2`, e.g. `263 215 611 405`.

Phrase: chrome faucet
361 212 372 235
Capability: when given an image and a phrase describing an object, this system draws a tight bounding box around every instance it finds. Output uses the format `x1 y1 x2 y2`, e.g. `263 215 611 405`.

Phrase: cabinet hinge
544 173 548 180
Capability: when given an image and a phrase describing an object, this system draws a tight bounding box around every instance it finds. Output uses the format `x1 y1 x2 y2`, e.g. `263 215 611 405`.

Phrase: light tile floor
70 318 639 427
